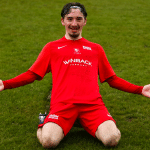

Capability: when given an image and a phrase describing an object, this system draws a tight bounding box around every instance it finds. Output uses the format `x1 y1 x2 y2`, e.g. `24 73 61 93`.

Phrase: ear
61 18 65 26
83 18 87 26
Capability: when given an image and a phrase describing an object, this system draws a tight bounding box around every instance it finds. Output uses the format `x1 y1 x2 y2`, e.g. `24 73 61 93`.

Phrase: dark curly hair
61 2 87 19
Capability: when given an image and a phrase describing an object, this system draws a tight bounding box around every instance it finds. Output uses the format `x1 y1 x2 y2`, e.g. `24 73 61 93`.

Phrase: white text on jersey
63 58 92 66
48 114 59 120
83 46 92 51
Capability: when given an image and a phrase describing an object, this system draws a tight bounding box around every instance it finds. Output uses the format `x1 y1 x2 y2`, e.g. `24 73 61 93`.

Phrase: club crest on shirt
74 48 81 54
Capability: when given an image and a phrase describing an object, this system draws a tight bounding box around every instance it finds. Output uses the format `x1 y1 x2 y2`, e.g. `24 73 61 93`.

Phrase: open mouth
68 25 80 38
69 25 80 31
71 27 78 30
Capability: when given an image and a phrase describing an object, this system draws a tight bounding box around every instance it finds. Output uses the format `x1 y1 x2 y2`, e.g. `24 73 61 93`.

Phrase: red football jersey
29 37 115 105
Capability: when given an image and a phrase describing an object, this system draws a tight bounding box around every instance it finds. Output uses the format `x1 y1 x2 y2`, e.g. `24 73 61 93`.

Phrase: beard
68 33 80 39
68 25 80 39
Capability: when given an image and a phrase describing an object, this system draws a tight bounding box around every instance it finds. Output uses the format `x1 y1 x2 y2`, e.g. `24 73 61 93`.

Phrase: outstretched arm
107 75 143 95
142 84 150 98
0 70 41 91
0 80 4 91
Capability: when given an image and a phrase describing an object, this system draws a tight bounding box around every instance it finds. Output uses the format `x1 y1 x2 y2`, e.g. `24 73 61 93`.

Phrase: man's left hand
142 84 150 98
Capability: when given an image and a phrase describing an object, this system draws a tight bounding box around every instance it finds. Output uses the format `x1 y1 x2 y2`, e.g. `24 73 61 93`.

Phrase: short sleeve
29 42 51 78
97 44 116 83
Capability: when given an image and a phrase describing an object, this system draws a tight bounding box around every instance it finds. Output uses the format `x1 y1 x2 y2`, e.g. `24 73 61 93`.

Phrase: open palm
0 80 4 91
142 84 150 98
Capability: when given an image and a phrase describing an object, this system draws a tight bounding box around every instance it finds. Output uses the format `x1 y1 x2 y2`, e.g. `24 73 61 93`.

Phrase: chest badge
74 48 81 54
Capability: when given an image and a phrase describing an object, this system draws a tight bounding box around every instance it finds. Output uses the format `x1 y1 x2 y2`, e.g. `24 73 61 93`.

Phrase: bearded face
61 8 87 40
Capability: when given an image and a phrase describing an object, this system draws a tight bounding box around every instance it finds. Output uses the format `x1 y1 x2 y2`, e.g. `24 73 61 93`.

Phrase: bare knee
37 128 43 144
40 122 64 148
102 129 121 147
96 120 121 147
42 135 60 148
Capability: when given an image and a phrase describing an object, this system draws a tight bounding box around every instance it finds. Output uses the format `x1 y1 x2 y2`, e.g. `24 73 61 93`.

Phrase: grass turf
0 0 150 149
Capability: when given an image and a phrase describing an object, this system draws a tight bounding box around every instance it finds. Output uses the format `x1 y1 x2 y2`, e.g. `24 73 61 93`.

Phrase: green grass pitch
0 0 150 149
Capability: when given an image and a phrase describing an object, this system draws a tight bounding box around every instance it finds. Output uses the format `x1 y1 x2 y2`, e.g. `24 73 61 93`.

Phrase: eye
67 17 73 21
76 17 83 21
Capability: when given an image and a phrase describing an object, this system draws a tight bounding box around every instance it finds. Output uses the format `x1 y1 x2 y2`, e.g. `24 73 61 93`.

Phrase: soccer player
0 2 150 149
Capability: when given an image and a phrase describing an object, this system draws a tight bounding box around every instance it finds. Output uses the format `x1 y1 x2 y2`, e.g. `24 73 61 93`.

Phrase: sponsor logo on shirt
83 46 92 51
63 58 92 66
48 114 59 120
107 114 112 117
58 45 67 49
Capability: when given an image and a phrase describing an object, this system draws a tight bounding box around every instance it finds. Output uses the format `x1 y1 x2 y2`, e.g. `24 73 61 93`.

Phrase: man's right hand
0 80 4 91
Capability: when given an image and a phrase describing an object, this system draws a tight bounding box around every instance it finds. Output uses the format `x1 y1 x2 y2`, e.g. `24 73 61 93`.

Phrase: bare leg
95 120 121 147
37 122 64 148
37 128 43 144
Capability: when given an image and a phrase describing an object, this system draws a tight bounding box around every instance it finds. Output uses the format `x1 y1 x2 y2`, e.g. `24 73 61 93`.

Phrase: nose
71 19 77 26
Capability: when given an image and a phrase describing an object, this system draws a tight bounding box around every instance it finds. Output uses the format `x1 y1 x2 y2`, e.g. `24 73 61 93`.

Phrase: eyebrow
66 16 83 19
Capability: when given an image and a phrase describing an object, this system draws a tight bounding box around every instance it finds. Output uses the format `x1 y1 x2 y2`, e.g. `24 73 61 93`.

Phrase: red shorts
38 102 115 137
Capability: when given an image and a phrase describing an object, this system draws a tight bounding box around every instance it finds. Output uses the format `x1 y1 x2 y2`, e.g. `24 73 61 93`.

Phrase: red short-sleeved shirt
29 37 115 106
